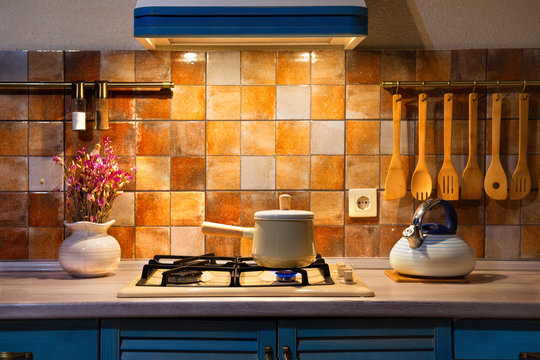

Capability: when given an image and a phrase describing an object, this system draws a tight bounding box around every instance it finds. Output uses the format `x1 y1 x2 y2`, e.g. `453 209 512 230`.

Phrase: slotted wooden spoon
461 93 484 199
437 93 459 200
484 93 507 200
509 93 531 200
385 94 407 200
411 93 432 201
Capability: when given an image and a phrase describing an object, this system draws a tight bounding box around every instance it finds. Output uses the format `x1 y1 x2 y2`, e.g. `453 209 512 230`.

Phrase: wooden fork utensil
411 93 432 201
509 93 531 200
437 93 459 200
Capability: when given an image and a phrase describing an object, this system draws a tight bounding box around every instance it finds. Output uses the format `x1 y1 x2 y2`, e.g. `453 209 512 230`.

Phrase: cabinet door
278 318 452 360
454 319 540 360
0 319 99 360
112 318 276 360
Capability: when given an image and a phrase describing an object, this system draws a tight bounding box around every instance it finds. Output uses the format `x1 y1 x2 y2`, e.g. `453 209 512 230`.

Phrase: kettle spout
402 225 423 249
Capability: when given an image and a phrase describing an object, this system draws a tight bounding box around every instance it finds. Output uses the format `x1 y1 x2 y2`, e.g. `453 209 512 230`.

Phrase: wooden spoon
437 93 459 200
461 93 484 199
385 94 407 200
484 93 507 200
411 93 432 201
509 93 531 200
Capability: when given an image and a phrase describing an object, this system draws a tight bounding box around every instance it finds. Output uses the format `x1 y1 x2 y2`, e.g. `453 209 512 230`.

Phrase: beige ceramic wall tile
109 192 135 226
311 51 345 84
135 227 170 259
207 51 241 85
311 85 345 120
135 51 171 81
311 121 344 155
135 157 170 190
485 225 521 259
171 85 205 120
276 121 310 155
207 86 241 120
346 156 380 188
379 192 414 224
310 156 344 190
276 86 310 119
241 156 276 190
206 156 241 190
276 156 310 189
207 121 240 155
100 51 134 82
241 51 276 85
171 121 205 156
521 191 540 224
29 157 62 191
276 51 310 85
241 121 275 155
241 86 276 120
310 191 344 225
171 227 205 255
346 85 380 119
379 120 415 155
171 192 205 226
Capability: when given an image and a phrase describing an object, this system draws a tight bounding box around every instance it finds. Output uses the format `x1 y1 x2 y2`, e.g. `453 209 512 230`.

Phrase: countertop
1 259 540 320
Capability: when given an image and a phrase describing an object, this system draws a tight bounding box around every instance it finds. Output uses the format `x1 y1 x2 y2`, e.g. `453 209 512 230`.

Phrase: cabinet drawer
454 319 540 360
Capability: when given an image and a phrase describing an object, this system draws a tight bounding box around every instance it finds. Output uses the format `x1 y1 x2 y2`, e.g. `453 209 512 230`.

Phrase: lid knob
279 194 291 210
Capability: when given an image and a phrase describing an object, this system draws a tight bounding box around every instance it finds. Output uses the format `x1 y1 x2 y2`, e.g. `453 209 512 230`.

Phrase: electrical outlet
349 189 377 218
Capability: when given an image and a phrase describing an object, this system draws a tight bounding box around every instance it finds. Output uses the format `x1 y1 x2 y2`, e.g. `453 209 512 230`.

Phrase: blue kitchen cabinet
454 319 540 359
0 319 99 360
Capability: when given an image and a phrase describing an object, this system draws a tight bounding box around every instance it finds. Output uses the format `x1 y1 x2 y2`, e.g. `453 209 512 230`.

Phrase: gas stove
118 254 374 297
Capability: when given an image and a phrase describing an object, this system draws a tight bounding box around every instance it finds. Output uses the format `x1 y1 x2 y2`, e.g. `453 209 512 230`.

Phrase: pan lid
254 194 314 220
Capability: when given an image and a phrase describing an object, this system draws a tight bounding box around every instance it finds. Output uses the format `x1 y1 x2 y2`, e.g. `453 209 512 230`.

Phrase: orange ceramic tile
105 121 136 156
276 121 310 155
456 225 484 258
344 225 380 257
171 226 205 256
346 121 379 155
241 86 276 120
277 191 310 211
171 121 205 156
116 157 136 191
171 156 205 190
521 225 540 259
135 95 171 120
206 156 241 190
0 93 28 120
311 50 345 84
0 193 28 226
207 86 241 120
64 51 99 82
346 50 380 84
346 156 379 189
311 85 345 120
0 51 27 81
241 156 275 190
135 157 170 190
64 124 99 156
171 85 205 120
241 51 276 85
207 121 240 155
380 89 418 120
136 121 170 156
310 191 344 225
311 156 344 190
100 50 135 82
380 155 414 191
416 50 451 81
485 226 520 259
171 191 205 226
0 157 28 191
206 191 241 225
28 227 63 259
0 228 28 259
108 191 135 226
379 192 414 225
171 51 205 85
109 93 135 120
346 85 380 120
108 226 135 259
450 49 486 81
314 226 344 257
135 50 171 81
487 49 522 80
521 191 540 224
29 192 63 227
381 50 416 82
28 91 64 121
379 225 407 257
240 191 276 226
241 121 275 155
206 235 241 257
28 51 63 81
276 51 310 85
135 192 170 226
135 227 170 259
0 122 27 155
276 156 310 190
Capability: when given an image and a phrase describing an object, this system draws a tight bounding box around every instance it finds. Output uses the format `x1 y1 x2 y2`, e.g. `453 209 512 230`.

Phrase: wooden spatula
437 93 459 200
484 93 507 200
411 93 432 201
510 93 531 200
461 93 484 199
385 94 407 200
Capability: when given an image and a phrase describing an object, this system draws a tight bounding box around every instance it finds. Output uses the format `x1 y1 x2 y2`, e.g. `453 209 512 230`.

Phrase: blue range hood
134 0 367 50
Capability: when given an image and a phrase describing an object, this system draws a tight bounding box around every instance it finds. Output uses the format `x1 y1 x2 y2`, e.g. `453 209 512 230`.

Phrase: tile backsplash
0 49 538 260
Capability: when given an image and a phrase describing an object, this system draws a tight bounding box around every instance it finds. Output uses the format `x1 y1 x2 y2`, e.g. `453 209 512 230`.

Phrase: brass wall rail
381 80 540 91
0 81 174 88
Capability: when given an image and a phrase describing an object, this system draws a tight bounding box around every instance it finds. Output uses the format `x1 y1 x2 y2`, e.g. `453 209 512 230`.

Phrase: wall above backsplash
0 48 538 261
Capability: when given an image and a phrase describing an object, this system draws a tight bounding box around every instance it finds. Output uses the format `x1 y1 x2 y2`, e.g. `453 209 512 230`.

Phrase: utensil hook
472 81 477 101
446 81 452 100
522 80 528 100
496 80 501 101
395 81 400 95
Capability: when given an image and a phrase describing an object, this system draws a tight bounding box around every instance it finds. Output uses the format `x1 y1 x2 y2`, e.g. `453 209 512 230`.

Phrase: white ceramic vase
59 220 120 277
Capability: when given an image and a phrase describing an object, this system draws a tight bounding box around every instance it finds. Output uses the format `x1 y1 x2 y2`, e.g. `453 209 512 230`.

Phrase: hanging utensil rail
381 80 539 90
0 81 174 89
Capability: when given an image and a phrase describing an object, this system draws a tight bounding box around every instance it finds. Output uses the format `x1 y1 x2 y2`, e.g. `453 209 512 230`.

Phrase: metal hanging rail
0 81 174 88
381 80 540 91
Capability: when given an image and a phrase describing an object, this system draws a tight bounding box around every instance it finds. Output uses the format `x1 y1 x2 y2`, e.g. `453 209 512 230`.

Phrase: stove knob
343 269 354 282
337 263 346 277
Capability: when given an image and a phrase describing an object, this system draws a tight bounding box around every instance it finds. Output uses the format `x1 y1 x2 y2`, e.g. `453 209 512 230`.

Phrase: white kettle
389 199 476 278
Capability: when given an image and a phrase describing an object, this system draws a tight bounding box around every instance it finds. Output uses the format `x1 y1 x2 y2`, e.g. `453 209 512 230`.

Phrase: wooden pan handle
201 222 247 238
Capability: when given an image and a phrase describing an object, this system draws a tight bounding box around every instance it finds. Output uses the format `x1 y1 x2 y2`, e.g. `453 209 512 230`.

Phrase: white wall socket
349 189 377 218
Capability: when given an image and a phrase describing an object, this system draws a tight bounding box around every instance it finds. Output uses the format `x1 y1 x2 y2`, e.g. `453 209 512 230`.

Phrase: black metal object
0 353 33 360
136 253 334 288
